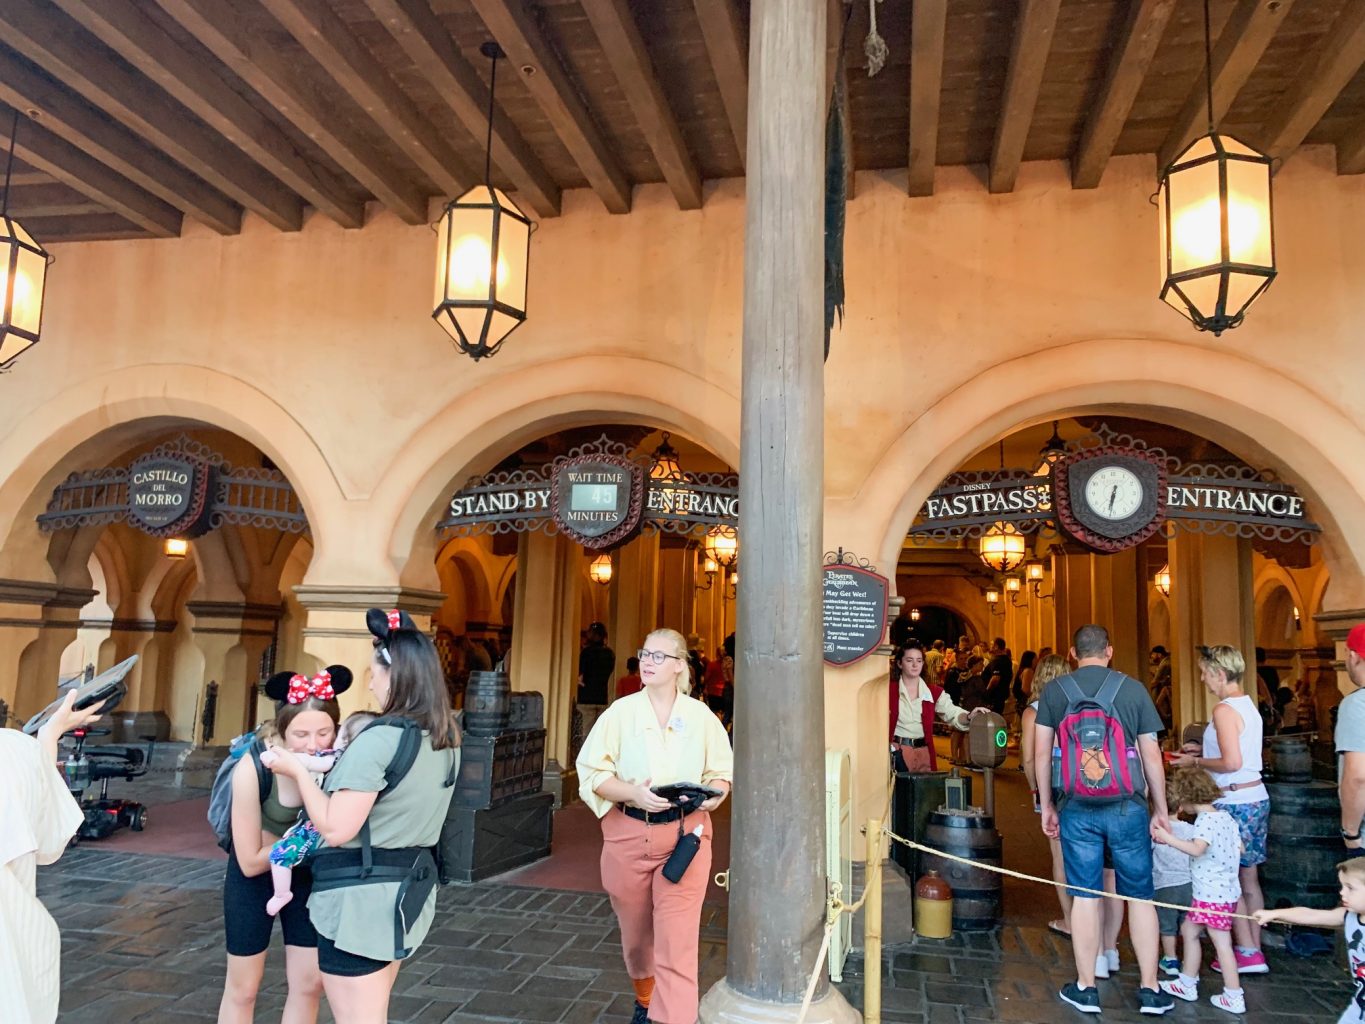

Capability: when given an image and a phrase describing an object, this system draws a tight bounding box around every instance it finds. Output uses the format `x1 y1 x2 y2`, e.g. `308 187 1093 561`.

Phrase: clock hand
1108 485 1117 512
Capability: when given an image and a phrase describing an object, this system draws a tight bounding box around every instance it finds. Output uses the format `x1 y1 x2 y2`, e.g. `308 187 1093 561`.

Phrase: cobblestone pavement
44 849 1349 1023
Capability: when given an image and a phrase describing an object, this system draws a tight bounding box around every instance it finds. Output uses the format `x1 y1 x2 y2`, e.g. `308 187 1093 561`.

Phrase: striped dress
0 728 84 1024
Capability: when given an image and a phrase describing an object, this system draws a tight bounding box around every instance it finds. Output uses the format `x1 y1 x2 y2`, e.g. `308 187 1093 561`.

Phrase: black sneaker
1059 982 1101 1014
630 1001 650 1024
1138 987 1176 1016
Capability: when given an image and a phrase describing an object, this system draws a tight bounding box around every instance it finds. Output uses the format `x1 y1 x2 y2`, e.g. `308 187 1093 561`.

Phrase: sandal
1048 920 1072 939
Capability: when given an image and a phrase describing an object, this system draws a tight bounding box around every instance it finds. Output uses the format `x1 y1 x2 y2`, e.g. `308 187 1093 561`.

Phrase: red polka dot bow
386 610 402 631
286 670 335 704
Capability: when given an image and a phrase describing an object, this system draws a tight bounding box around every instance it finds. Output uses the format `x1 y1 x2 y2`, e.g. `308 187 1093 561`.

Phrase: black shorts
223 854 317 957
317 934 389 977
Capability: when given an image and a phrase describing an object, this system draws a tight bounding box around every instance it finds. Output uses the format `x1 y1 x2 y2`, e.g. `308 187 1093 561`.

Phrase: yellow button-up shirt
576 690 734 818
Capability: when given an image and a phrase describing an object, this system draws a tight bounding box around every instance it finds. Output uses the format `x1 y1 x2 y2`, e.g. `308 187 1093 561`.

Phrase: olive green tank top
260 777 300 837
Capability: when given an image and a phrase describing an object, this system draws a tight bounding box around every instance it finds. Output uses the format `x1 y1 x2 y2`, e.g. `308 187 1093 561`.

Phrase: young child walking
1255 856 1365 1023
1151 781 1196 977
261 710 375 916
1152 766 1246 1014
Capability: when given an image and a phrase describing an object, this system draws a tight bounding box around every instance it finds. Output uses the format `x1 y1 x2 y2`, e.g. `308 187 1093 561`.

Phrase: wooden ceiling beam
0 0 298 232
990 0 1062 194
907 0 947 198
469 0 632 214
154 0 429 225
693 0 748 165
8 171 56 187
18 212 153 242
1158 0 1296 171
361 0 560 217
580 0 702 209
0 103 182 236
51 0 365 229
1334 111 1365 173
256 0 475 200
1260 0 1365 165
4 182 106 218
0 49 240 234
1072 0 1178 189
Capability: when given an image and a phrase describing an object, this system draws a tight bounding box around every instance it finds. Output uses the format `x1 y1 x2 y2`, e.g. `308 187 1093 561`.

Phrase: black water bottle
662 825 704 884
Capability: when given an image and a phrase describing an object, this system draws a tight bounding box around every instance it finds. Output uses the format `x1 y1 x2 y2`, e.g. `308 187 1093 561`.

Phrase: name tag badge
668 716 685 734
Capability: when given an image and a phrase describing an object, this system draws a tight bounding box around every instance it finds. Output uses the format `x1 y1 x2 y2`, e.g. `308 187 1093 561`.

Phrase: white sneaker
1104 948 1120 973
1209 989 1246 1015
1159 978 1198 1002
1094 953 1110 979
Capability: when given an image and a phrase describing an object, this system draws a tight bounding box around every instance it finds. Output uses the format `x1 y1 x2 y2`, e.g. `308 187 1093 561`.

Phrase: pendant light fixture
432 43 531 361
0 111 49 370
648 431 685 512
588 552 613 586
1157 0 1275 336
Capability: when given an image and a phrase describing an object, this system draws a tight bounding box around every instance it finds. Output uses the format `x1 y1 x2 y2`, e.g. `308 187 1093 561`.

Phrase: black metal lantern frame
431 42 532 362
1158 132 1276 336
0 111 50 370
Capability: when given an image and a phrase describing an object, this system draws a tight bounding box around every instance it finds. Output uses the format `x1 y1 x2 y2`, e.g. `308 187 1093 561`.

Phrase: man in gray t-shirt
1336 624 1365 856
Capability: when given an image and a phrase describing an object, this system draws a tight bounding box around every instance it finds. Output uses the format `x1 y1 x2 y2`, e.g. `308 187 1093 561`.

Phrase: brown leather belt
1225 776 1264 792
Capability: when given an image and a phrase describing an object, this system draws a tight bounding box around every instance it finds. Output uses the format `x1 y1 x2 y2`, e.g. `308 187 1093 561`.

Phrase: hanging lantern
909 607 921 622
649 431 685 513
1156 0 1274 336
978 522 1026 573
704 525 738 568
1034 421 1066 475
432 43 531 361
164 537 189 559
588 553 613 586
0 114 49 370
1154 563 1172 597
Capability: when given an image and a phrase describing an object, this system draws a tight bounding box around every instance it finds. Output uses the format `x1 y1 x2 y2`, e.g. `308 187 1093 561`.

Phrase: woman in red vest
888 641 982 771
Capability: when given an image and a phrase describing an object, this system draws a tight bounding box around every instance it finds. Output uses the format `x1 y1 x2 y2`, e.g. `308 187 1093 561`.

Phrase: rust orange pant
600 807 712 1024
897 743 934 772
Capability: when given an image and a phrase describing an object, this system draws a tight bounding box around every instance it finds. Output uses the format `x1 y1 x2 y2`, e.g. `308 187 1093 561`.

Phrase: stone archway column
186 601 285 742
0 579 94 722
699 0 858 1019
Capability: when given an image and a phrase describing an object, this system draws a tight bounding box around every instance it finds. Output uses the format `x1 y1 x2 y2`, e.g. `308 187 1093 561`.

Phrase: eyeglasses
637 648 683 666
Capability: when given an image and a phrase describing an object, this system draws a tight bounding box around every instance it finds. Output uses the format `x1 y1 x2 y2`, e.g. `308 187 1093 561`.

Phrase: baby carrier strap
311 845 440 959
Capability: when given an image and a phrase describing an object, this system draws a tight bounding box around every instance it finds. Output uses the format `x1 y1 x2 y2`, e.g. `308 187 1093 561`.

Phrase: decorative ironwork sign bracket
37 435 308 536
438 434 739 546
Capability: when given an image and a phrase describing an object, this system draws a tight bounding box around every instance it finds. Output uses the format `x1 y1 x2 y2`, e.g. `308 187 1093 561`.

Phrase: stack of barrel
918 808 1003 931
1262 735 1341 910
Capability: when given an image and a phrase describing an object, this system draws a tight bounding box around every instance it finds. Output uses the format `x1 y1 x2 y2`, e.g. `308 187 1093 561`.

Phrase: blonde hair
1339 857 1365 883
1031 653 1069 704
643 627 692 693
1167 765 1225 809
1198 644 1246 685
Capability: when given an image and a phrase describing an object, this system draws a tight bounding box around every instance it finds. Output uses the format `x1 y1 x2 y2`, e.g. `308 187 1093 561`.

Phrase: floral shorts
1218 798 1270 867
1188 898 1238 932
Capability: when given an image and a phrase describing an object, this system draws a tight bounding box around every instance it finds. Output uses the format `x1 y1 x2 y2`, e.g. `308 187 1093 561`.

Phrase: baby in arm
261 711 375 917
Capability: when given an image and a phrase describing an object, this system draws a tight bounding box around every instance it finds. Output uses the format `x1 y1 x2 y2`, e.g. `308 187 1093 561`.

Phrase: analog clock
1054 449 1167 552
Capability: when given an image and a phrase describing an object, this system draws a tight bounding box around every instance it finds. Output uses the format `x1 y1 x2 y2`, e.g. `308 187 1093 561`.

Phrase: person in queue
1337 625 1365 859
576 627 733 1024
262 609 459 1024
1 690 110 1024
220 669 351 1024
1021 652 1073 937
889 641 987 772
1169 644 1270 975
1034 624 1174 1016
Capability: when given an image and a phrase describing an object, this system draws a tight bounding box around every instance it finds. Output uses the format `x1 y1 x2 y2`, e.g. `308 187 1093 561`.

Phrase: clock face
1083 466 1144 521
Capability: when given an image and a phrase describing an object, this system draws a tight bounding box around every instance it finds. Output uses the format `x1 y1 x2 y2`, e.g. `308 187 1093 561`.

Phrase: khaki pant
600 807 713 1024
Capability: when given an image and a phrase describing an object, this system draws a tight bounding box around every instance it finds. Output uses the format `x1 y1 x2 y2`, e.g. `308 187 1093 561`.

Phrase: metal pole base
698 979 863 1024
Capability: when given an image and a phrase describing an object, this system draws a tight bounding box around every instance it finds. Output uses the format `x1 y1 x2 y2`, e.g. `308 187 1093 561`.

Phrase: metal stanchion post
864 817 882 1024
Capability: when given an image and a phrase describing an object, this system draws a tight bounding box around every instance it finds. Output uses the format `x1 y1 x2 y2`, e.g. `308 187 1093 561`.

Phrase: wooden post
863 818 882 1024
698 0 859 1020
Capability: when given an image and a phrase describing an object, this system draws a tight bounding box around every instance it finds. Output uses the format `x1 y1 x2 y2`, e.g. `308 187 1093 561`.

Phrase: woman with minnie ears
262 609 460 1024
218 664 352 1024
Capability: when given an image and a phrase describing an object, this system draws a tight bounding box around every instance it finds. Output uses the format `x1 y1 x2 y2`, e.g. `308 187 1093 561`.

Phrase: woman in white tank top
1172 644 1271 974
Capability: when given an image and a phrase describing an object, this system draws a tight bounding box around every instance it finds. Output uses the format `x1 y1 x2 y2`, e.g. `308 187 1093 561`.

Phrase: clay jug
914 869 953 939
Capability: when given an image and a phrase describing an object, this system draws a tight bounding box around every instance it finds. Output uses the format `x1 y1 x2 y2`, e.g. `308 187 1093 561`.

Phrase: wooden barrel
1263 781 1342 910
1268 735 1312 783
464 670 510 737
920 810 1002 931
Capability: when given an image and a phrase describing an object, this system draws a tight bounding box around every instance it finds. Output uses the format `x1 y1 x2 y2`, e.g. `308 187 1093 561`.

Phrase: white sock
1234 946 1256 955
1224 987 1243 996
1179 973 1199 988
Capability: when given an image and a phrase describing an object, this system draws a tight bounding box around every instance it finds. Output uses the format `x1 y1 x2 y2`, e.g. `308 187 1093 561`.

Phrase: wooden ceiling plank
469 0 632 214
0 0 298 231
8 171 55 187
1335 112 1365 173
1261 0 1365 164
361 0 561 217
154 0 429 225
4 182 106 218
0 49 241 234
0 104 182 236
907 0 947 198
580 0 703 210
1072 0 1178 189
19 212 151 242
52 0 365 229
693 0 748 166
1158 0 1296 171
256 0 475 199
990 0 1063 195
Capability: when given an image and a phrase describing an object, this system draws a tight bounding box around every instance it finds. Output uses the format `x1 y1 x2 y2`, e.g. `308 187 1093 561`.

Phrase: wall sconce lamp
1023 560 1054 601
985 587 1004 617
694 554 720 591
1154 563 1172 597
163 537 189 559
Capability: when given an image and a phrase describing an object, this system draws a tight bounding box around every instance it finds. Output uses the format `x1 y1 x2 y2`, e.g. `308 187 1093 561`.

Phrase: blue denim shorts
1059 799 1154 900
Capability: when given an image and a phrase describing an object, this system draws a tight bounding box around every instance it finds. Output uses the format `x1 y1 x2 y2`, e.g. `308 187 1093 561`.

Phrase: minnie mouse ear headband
263 666 353 705
367 607 416 664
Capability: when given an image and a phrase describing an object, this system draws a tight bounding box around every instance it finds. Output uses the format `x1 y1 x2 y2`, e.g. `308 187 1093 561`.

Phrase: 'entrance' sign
127 456 203 532
822 565 889 666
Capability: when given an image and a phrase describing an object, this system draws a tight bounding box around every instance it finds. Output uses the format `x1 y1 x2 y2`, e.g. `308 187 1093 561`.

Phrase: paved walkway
44 848 1349 1023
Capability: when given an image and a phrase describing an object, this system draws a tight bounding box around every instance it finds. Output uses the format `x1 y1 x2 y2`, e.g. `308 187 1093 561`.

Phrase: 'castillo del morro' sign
128 456 204 531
